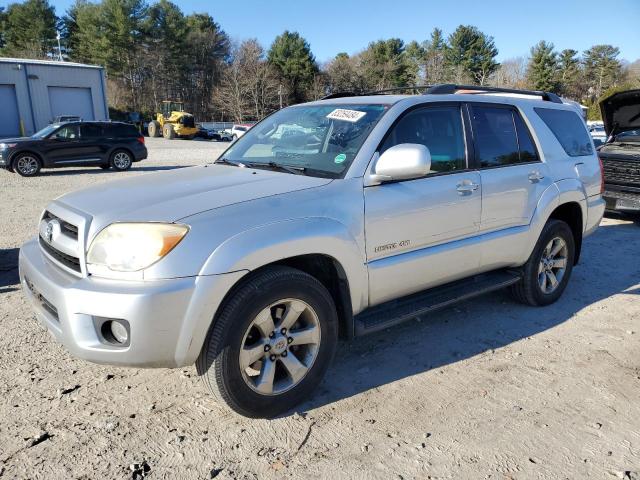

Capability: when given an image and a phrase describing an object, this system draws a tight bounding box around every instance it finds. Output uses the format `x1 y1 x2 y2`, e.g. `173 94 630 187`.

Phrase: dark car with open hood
0 121 147 177
598 89 640 213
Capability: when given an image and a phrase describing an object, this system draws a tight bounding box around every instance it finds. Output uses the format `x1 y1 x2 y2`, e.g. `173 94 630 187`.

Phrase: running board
354 270 522 336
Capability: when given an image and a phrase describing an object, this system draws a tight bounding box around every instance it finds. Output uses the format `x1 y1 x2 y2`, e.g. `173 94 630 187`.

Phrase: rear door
78 123 106 163
468 103 552 233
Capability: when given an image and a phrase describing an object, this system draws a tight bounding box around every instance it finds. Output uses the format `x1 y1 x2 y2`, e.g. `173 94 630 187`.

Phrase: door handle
528 170 545 183
456 181 479 194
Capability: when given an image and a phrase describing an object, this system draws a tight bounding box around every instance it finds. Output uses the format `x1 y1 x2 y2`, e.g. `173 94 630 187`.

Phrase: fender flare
199 217 369 314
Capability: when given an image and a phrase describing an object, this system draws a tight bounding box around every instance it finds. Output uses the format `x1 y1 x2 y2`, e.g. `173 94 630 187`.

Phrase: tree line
1 0 639 121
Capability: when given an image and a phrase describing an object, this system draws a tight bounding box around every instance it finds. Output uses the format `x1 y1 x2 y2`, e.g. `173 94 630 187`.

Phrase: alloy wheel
538 236 568 294
16 156 39 175
113 152 131 169
239 298 321 396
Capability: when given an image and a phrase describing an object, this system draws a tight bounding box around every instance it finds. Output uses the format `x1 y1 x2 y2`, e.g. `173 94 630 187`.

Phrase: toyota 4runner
19 84 605 418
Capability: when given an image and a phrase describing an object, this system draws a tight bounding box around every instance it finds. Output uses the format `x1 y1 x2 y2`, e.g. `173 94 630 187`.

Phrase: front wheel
196 266 338 418
13 153 41 177
511 219 575 306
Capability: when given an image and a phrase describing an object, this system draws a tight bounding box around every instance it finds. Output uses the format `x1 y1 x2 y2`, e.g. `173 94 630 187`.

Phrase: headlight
87 223 189 272
0 143 17 149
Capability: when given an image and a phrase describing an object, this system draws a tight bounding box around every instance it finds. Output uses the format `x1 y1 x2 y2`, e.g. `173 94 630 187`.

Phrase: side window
80 124 102 138
535 107 593 157
54 125 80 139
380 105 466 174
513 113 539 163
471 106 521 167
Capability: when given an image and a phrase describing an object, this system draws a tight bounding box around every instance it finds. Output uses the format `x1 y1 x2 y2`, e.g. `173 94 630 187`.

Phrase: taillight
137 136 145 145
598 155 605 194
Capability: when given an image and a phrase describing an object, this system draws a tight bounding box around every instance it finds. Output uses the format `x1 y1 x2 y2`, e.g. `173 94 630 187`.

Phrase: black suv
598 89 640 213
0 121 147 177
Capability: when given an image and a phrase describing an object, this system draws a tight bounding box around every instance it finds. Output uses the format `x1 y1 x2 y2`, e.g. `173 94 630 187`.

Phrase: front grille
39 236 81 273
601 157 640 187
43 211 78 240
25 277 59 321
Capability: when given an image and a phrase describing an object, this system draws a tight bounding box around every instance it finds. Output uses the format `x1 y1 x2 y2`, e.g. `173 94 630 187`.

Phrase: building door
0 85 22 137
48 87 95 122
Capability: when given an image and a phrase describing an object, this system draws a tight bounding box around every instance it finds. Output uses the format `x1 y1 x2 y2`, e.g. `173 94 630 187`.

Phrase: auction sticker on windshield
327 109 367 122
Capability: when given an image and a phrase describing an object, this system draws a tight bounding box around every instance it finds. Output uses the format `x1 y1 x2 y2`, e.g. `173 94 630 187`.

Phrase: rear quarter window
535 108 593 157
107 123 139 138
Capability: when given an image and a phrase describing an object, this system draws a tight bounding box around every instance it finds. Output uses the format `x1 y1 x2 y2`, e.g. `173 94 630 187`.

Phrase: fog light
110 320 129 344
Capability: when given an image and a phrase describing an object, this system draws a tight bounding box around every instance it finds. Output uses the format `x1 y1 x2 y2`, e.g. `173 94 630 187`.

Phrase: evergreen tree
404 40 425 85
0 7 7 50
423 28 448 84
526 41 558 91
267 31 317 103
583 44 623 100
359 38 410 90
445 25 498 85
557 49 582 99
1 0 58 58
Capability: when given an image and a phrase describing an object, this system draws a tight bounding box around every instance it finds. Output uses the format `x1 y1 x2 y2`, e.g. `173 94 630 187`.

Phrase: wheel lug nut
269 332 275 338
264 345 271 352
282 351 288 357
287 337 293 344
270 355 276 361
280 328 287 335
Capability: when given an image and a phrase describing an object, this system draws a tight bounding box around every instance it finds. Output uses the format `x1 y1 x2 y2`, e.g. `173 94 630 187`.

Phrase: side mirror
371 143 432 184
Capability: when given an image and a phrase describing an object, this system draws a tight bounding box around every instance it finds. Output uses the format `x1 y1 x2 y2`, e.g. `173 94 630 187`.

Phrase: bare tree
491 57 528 89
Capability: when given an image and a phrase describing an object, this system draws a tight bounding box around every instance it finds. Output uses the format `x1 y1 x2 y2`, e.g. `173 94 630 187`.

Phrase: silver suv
19 85 605 418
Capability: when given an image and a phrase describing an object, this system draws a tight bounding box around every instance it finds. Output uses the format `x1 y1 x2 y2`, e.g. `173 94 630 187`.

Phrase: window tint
108 123 139 138
81 124 102 138
54 125 79 139
472 106 527 167
535 107 593 157
380 105 466 173
513 113 539 162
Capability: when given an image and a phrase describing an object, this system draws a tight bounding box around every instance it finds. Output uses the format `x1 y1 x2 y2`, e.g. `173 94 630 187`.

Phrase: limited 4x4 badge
374 240 410 253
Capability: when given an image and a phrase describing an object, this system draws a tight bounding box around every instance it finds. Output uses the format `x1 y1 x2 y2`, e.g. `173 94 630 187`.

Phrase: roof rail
426 84 563 104
321 85 433 100
321 92 358 100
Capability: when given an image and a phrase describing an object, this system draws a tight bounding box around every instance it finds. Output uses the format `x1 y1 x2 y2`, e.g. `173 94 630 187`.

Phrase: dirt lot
0 137 639 479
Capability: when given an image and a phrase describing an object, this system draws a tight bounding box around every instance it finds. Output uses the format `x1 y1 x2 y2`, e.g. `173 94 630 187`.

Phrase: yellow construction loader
147 101 198 140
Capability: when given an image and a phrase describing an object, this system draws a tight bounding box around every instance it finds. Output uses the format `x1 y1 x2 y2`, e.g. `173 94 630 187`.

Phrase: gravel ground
1 137 639 479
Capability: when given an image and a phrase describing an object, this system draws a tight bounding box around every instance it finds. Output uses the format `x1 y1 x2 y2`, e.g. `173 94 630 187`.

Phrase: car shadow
294 219 640 415
0 247 20 293
39 165 194 177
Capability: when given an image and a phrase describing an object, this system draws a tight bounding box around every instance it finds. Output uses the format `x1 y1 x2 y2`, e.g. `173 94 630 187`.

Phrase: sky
33 0 640 63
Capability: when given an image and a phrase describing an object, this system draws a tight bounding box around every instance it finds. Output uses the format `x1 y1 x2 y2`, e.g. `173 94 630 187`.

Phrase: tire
110 149 132 171
511 219 575 306
148 121 160 138
196 266 339 418
13 153 41 177
163 124 175 139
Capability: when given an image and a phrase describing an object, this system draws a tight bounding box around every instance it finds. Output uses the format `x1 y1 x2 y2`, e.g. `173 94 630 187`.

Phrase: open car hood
599 89 640 137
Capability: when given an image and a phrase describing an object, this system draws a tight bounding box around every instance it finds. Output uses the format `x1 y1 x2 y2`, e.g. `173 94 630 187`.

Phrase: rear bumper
133 145 147 162
585 194 605 238
19 236 246 368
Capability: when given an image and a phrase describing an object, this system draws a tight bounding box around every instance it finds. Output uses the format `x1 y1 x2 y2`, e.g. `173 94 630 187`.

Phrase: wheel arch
548 201 583 264
109 146 134 162
10 149 44 168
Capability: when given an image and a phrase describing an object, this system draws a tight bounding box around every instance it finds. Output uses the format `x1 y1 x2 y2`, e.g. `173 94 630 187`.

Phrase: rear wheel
13 153 41 177
148 121 160 138
163 123 175 139
511 219 575 306
196 266 338 418
110 150 132 171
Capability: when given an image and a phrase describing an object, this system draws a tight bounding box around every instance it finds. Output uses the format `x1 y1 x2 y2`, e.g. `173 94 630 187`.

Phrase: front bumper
603 188 640 212
19 237 246 368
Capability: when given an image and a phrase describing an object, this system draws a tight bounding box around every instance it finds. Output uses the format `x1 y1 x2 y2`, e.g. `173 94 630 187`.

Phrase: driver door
43 124 82 165
364 104 482 305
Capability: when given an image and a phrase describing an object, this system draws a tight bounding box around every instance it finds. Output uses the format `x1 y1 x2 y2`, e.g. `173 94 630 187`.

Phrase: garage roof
0 57 103 69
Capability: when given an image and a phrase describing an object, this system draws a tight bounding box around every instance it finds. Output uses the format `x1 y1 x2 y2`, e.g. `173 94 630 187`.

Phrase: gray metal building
0 58 109 137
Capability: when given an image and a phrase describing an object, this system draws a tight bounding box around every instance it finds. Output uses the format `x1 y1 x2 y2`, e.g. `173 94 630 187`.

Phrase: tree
491 57 527 89
326 53 358 93
0 7 7 50
404 40 425 85
423 28 448 84
1 0 58 58
267 31 317 103
583 44 623 101
557 49 582 99
359 38 410 90
445 25 498 85
526 40 558 92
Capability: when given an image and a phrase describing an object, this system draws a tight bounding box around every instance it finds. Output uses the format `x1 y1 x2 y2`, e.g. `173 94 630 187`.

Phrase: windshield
31 124 60 139
219 103 389 178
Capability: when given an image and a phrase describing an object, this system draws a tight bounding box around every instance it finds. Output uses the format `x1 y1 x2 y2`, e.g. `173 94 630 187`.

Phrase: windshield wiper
245 161 307 176
215 158 246 167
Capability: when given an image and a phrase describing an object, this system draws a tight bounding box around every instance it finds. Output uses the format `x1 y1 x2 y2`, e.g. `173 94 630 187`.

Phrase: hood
0 136 32 143
600 89 640 137
56 165 332 230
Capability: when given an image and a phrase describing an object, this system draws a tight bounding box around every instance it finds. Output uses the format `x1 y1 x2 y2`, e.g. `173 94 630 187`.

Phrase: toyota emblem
45 221 54 243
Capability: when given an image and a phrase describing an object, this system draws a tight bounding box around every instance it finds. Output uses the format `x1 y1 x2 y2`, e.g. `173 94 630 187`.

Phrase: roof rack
321 92 358 100
426 84 563 104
